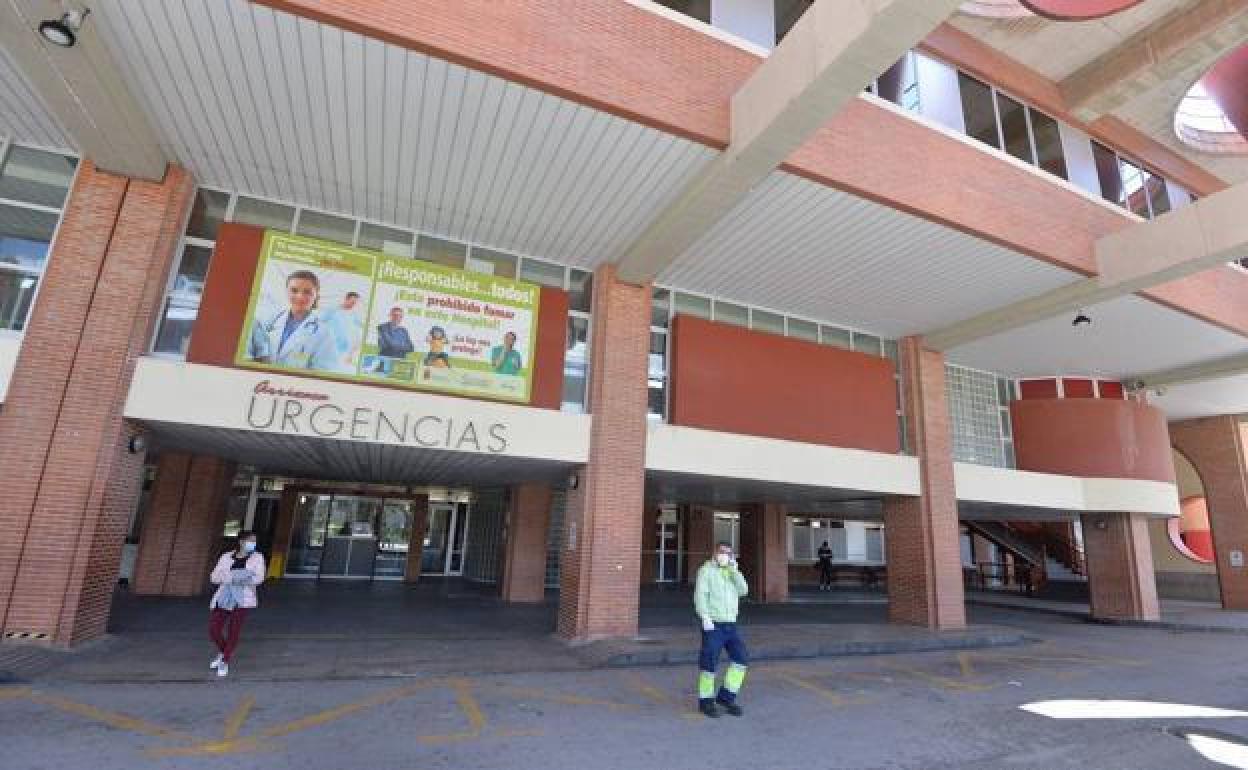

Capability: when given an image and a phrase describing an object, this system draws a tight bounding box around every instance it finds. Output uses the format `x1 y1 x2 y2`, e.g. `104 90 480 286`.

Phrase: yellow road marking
625 672 673 707
496 686 638 711
879 662 995 693
417 679 487 745
27 692 198 742
257 680 437 740
0 686 31 699
146 737 269 758
957 651 976 679
224 695 255 741
771 668 853 706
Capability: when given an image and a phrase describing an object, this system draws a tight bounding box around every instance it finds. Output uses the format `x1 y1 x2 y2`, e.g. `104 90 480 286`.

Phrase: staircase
965 521 1044 566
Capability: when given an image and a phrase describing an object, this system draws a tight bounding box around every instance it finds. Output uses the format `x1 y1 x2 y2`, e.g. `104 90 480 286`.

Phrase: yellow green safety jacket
694 560 749 623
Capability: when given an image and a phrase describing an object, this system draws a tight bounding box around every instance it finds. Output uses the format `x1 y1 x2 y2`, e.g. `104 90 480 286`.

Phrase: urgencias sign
245 380 508 453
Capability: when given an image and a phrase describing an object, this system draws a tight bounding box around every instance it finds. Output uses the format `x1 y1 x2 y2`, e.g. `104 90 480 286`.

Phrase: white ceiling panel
948 293 1248 381
89 0 715 269
0 43 72 151
659 171 1080 337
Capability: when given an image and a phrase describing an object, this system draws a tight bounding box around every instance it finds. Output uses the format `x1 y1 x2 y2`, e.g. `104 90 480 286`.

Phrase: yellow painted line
417 679 487 746
772 669 850 706
27 693 198 742
496 686 638 711
957 651 976 679
0 686 31 699
224 695 256 741
258 680 437 740
146 737 270 758
624 672 674 706
879 663 995 693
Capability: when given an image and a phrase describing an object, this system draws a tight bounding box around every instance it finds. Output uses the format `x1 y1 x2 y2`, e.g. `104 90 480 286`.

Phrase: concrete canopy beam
0 0 167 180
1130 352 1248 390
923 182 1248 351
614 0 962 284
1059 0 1248 123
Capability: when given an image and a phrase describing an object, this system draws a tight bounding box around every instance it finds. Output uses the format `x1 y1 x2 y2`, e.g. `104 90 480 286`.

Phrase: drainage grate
3 631 50 641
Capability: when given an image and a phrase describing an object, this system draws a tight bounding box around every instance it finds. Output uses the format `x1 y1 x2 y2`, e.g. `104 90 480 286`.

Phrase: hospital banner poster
235 230 541 403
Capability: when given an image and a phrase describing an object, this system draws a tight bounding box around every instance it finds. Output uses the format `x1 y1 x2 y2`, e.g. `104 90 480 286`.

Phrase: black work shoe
717 700 743 717
699 700 720 718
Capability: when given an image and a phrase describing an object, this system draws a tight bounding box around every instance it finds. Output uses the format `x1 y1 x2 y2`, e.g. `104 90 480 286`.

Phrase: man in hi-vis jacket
693 541 750 718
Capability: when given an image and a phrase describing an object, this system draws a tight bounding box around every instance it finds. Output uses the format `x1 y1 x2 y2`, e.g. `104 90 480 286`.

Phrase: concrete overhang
124 358 591 483
0 0 166 179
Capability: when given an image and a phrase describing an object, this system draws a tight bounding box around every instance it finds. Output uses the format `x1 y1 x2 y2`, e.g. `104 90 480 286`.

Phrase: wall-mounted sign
1231 550 1244 568
246 380 509 454
235 231 540 402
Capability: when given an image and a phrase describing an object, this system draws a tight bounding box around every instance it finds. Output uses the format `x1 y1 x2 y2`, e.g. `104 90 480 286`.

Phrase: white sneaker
216 662 229 678
210 654 224 670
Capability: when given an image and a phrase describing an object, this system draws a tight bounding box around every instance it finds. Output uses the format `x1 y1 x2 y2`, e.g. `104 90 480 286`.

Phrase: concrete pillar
501 484 553 602
885 337 966 629
404 494 430 583
557 266 650 641
0 162 193 646
132 453 236 596
1081 512 1160 621
1170 416 1248 610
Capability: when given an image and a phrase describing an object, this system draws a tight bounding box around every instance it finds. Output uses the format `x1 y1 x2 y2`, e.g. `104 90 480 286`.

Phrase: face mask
242 541 257 553
715 553 731 567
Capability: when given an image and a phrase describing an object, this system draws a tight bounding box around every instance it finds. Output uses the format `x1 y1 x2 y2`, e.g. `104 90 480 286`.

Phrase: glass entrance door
285 492 417 579
655 506 683 583
422 502 471 576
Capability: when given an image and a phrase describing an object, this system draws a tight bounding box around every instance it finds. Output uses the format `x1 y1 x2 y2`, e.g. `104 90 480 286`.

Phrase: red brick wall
885 337 965 630
668 315 899 451
1081 512 1160 621
0 162 193 645
187 223 570 409
557 266 650 641
685 506 715 584
1171 416 1248 610
501 483 553 603
1011 398 1175 482
132 453 193 594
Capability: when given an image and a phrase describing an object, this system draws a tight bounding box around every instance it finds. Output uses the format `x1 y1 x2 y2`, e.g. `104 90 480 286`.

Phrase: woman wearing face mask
208 531 265 678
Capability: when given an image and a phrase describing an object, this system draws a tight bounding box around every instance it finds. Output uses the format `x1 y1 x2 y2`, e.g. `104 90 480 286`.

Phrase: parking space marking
497 685 639 711
417 679 487 745
770 668 856 706
224 696 255 741
27 691 198 743
623 671 704 721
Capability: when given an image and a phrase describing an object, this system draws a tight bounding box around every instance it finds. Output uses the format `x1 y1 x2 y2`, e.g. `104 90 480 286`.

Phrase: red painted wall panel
1018 379 1059 400
1098 381 1125 400
187 223 568 409
1010 398 1175 482
1062 378 1095 398
668 315 899 452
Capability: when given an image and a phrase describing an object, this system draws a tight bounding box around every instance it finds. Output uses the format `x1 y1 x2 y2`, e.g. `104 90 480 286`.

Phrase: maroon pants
209 608 249 663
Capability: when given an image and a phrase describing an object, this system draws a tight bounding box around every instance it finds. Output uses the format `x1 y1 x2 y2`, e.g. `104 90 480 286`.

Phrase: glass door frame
423 501 471 576
283 486 424 581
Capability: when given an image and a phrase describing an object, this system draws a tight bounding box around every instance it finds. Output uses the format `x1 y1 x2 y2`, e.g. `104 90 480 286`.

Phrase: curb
970 598 1248 636
585 629 1035 668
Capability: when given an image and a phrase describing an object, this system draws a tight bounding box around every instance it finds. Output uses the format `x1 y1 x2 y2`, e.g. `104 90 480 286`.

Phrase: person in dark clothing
376 307 415 359
817 540 834 591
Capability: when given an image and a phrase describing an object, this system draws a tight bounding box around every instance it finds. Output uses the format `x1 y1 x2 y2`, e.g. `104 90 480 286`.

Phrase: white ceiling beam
1060 0 1248 123
0 0 167 180
923 182 1248 351
1129 352 1248 389
614 0 962 284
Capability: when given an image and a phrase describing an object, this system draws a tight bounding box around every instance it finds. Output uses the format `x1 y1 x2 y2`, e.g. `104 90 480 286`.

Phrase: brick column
885 337 966 629
557 265 650 641
404 494 430 582
756 503 788 603
1080 512 1160 621
131 453 191 594
1171 416 1248 609
0 163 193 646
501 484 553 602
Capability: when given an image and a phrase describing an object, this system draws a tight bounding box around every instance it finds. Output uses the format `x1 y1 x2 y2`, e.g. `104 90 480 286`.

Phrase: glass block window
946 364 1015 467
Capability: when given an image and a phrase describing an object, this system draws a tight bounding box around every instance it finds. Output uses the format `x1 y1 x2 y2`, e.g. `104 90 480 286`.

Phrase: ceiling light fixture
38 9 90 48
1072 312 1092 327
